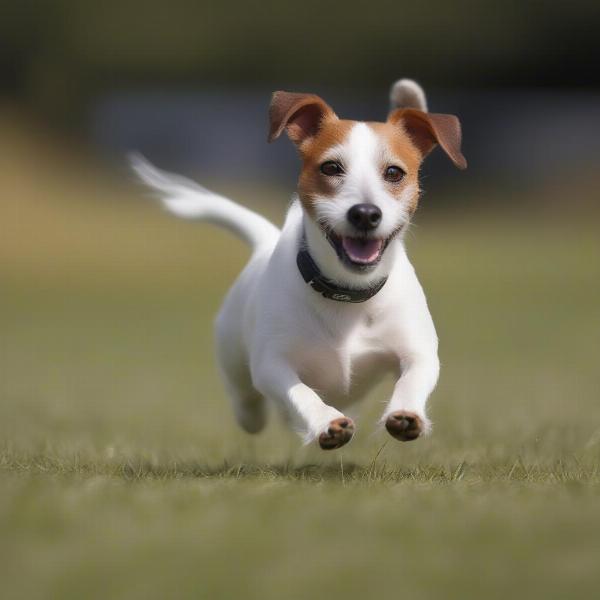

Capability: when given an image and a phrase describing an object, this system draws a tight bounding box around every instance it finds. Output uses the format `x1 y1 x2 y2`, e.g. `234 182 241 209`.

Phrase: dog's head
269 79 466 285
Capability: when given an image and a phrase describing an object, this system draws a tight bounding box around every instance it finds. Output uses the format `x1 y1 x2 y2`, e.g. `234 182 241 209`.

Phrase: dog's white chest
293 315 397 408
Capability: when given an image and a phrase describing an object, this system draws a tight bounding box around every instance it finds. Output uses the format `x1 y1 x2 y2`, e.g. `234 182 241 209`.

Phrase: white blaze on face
313 122 413 239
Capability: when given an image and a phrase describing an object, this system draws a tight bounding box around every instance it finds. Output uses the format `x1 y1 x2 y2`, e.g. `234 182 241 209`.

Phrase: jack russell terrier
132 79 466 450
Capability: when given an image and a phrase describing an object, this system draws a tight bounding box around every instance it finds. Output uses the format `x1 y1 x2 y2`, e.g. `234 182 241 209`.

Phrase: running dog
132 79 466 450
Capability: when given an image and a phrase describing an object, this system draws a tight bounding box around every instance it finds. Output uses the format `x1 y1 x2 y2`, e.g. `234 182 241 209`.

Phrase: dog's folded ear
389 108 467 170
268 92 337 145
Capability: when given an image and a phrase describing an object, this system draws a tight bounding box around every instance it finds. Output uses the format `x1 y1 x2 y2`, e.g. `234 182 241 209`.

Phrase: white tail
130 153 280 252
389 79 428 113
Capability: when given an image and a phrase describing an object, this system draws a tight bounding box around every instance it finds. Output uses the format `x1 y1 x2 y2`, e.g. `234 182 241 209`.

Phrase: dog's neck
296 238 388 303
300 215 394 300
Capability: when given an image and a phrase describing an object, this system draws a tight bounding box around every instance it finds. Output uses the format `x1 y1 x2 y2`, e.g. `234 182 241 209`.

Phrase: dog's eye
384 166 405 183
320 161 344 176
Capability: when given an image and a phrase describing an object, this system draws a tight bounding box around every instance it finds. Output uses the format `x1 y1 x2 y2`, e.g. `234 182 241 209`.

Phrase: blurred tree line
1 0 598 126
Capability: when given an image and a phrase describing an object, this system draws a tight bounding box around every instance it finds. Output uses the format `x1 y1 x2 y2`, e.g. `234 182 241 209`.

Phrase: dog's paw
385 411 426 442
318 417 355 450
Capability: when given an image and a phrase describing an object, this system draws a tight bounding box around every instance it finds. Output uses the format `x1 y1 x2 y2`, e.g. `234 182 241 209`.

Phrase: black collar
296 241 388 303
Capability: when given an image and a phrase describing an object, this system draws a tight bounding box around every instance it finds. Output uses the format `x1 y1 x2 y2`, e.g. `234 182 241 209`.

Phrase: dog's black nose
347 204 382 231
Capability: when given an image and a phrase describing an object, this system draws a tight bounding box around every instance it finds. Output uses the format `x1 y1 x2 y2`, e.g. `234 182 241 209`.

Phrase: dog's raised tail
130 153 280 252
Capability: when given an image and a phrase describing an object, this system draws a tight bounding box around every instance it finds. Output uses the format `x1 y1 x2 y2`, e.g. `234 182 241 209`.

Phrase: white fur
131 139 440 446
130 152 279 251
308 123 413 288
390 78 428 112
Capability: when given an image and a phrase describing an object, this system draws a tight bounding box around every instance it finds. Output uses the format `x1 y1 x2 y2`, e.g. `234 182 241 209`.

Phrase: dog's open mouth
341 237 384 264
327 231 386 271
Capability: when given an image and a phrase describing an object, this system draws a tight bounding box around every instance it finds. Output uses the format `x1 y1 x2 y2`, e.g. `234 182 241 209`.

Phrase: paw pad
318 417 355 450
385 411 423 441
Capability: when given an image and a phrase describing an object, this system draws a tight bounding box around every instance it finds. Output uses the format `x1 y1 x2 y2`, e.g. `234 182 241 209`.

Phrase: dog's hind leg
221 369 267 434
215 310 267 434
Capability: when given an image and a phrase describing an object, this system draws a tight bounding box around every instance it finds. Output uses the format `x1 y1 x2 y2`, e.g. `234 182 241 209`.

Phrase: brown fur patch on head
296 119 355 216
269 90 465 222
297 119 426 216
368 121 424 213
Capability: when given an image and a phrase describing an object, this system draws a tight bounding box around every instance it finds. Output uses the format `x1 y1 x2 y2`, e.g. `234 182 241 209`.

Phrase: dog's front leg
382 353 440 441
251 355 354 450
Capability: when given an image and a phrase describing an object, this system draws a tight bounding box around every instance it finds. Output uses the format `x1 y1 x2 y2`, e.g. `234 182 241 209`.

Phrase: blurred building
1 0 599 197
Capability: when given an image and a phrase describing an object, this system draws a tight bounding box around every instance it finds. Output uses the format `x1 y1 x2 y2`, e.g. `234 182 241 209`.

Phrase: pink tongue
341 237 383 264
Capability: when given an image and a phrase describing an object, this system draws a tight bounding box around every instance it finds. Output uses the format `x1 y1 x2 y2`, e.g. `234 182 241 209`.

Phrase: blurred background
2 0 600 190
1 2 600 599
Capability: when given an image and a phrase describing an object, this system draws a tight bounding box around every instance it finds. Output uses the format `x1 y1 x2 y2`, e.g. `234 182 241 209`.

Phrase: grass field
1 119 600 599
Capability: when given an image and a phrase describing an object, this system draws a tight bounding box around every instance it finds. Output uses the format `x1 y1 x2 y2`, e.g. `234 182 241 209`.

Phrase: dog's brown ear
268 91 337 145
389 108 467 170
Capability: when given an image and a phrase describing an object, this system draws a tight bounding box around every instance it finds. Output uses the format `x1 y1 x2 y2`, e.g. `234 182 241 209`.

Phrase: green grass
1 123 600 599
